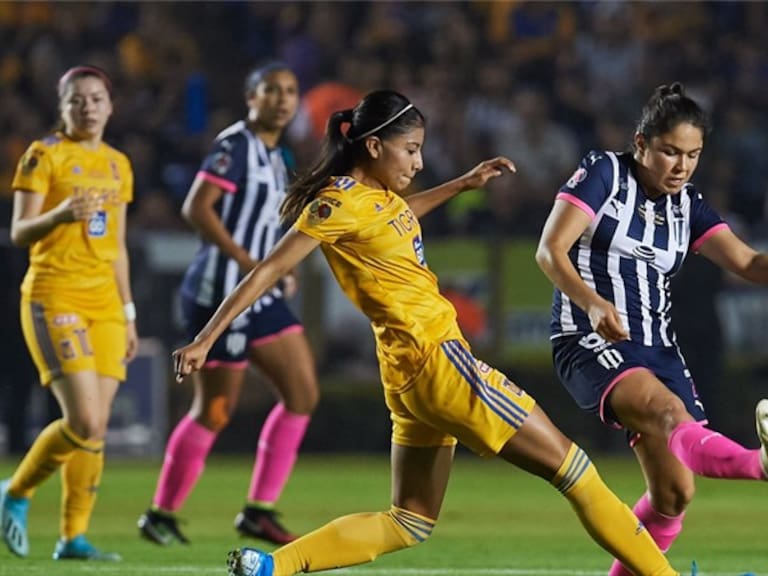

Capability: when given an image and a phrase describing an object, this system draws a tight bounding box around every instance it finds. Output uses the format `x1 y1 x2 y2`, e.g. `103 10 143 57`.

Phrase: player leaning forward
174 90 692 576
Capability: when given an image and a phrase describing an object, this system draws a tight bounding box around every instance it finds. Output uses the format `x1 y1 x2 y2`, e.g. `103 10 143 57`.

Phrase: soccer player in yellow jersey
172 90 683 576
0 66 136 561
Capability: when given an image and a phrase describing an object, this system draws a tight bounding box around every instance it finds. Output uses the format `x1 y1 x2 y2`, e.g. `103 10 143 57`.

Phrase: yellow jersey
11 133 133 302
294 176 462 392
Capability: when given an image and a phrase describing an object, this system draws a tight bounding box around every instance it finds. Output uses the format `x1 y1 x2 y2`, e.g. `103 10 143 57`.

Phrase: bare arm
11 190 100 246
173 228 320 378
406 157 516 218
182 175 254 272
112 204 139 361
536 199 628 342
697 227 768 284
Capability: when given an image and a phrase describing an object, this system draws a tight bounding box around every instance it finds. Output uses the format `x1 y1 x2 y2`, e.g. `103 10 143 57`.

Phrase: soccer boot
227 547 274 576
52 534 121 561
1 478 30 557
138 508 190 545
691 560 756 576
234 507 297 544
755 399 768 477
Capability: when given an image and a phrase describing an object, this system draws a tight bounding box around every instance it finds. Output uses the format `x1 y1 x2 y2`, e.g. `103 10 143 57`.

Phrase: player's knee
280 379 320 414
194 401 232 432
67 416 108 441
658 397 691 436
650 481 695 516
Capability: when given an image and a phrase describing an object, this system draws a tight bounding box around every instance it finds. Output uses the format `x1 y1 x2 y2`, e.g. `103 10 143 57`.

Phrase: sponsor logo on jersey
52 313 78 327
637 204 665 225
632 245 656 262
87 211 107 237
412 234 426 266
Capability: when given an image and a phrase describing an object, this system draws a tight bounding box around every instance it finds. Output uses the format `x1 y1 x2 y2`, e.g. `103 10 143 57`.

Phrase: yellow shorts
385 339 537 456
20 296 127 385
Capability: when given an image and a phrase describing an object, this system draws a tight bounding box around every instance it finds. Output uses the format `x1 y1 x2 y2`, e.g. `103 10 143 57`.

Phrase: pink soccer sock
668 421 764 480
248 403 310 505
608 492 684 576
153 415 217 511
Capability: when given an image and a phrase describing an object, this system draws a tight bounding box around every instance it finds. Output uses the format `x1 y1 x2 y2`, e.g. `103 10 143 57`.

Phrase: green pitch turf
0 454 765 575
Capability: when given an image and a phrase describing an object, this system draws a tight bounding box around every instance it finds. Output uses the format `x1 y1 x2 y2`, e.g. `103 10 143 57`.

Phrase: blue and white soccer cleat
227 547 274 576
1 478 30 557
755 399 768 477
52 534 122 561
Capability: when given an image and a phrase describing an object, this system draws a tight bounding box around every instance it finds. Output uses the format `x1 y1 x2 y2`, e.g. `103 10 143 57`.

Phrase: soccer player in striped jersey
1 66 135 561
138 63 318 546
537 83 768 576
173 90 685 576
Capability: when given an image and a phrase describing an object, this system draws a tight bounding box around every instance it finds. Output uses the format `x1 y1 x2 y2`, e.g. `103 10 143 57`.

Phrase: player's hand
237 256 259 276
172 339 211 382
586 298 629 343
125 321 139 363
459 157 516 190
56 192 104 223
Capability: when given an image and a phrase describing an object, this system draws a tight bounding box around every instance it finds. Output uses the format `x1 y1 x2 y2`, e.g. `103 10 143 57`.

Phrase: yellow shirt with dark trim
12 133 133 304
294 177 461 392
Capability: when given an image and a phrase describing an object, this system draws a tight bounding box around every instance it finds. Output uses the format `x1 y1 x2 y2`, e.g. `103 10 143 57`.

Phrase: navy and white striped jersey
181 121 292 309
551 150 728 347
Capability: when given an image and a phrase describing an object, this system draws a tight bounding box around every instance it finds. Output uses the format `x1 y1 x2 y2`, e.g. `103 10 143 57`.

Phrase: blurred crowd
1 1 767 238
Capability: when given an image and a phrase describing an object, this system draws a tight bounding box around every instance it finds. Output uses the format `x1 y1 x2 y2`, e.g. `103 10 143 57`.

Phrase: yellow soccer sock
61 442 104 539
552 444 678 576
8 420 86 499
273 506 435 575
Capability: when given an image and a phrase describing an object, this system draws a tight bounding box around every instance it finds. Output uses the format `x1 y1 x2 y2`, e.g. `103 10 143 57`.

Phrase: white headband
350 103 414 142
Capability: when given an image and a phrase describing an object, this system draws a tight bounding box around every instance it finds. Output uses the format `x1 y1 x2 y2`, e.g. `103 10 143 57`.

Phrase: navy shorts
181 295 302 367
552 332 706 432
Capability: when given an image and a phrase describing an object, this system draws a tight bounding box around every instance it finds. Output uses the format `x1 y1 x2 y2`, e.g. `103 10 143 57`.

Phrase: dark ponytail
281 90 425 224
281 109 359 223
634 82 711 146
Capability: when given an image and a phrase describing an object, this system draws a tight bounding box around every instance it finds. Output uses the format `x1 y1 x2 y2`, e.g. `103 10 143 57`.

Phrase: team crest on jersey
566 167 587 188
211 151 232 176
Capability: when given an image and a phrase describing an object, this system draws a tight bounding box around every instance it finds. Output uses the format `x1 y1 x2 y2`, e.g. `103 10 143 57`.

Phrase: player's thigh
89 319 127 382
20 298 98 385
248 330 318 413
50 370 117 439
609 370 693 436
391 443 454 520
402 340 536 457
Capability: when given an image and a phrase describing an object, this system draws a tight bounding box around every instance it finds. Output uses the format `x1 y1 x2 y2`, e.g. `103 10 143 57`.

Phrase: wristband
123 302 137 322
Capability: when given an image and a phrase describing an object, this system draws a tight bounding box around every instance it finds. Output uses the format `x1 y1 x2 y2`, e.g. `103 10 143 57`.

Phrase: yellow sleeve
11 141 53 195
294 190 358 243
120 155 134 204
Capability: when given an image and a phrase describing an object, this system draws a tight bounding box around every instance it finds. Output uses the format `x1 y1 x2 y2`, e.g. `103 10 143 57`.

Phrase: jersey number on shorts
60 328 93 359
578 332 625 370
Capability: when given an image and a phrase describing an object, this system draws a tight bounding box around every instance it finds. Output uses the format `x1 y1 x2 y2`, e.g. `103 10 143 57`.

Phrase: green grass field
0 454 765 575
